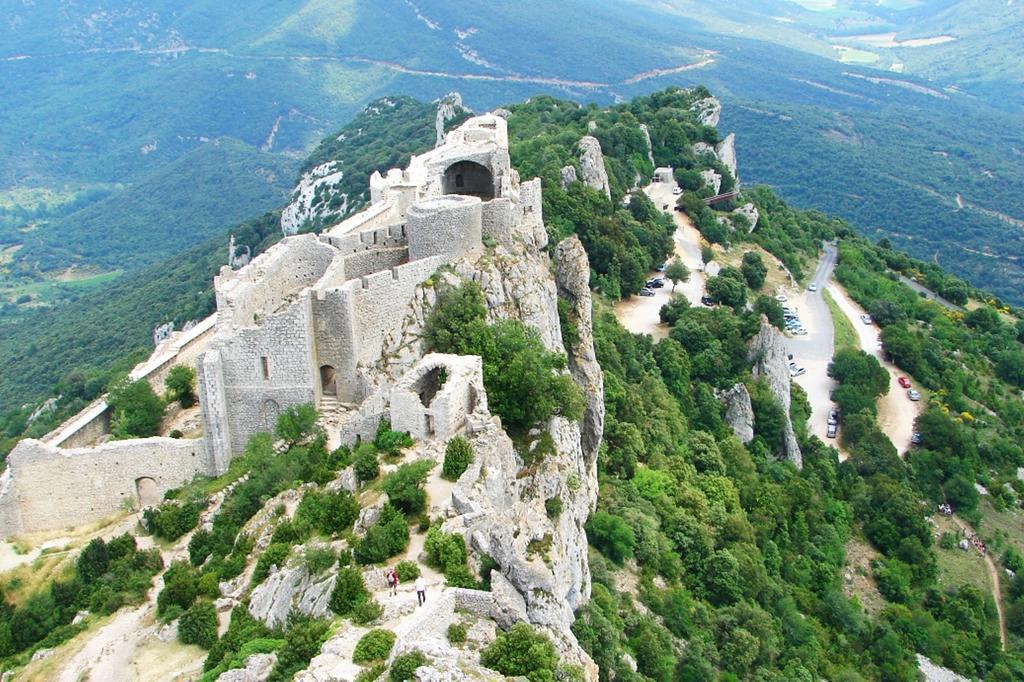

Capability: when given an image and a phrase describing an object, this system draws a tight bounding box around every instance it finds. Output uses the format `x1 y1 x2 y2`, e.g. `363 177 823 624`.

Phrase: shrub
374 419 414 457
304 546 338 575
267 616 331 682
165 364 197 408
275 403 320 445
354 446 380 482
353 629 396 663
479 622 558 682
297 489 360 536
158 560 200 619
395 560 420 582
740 251 767 290
189 529 215 567
442 437 473 481
352 598 384 625
586 512 635 565
355 664 387 682
329 567 369 615
251 543 291 586
179 600 218 649
447 623 467 644
381 461 433 515
144 498 206 541
354 505 409 565
424 527 467 573
544 497 563 519
389 651 428 682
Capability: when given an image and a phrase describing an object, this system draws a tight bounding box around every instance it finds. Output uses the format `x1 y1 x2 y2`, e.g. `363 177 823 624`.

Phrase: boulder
560 165 578 191
748 318 802 467
217 653 278 682
248 562 336 629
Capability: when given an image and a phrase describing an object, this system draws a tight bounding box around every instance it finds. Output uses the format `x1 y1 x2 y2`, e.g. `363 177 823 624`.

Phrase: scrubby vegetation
442 437 473 481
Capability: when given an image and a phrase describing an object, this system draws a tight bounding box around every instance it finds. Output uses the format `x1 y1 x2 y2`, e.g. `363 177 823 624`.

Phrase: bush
354 446 380 482
275 403 320 445
442 437 473 481
374 419 414 457
545 497 563 519
108 378 165 439
354 505 410 565
381 461 433 515
158 560 200 619
424 527 467 573
395 560 420 582
304 546 337 575
268 616 331 682
296 489 360 536
389 651 428 682
447 623 467 644
179 600 218 649
353 628 396 663
329 567 369 615
165 364 197 408
252 543 291 586
479 622 559 682
352 598 384 625
144 498 206 541
740 251 767 290
356 664 387 682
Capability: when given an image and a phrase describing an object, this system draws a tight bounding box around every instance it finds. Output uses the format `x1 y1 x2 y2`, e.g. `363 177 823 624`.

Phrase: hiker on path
387 568 399 597
415 576 426 606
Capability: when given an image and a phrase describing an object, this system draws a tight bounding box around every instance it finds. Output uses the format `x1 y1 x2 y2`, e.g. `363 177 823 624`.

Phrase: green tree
381 461 433 515
586 512 635 565
275 403 319 445
165 364 197 408
179 600 218 649
706 274 745 308
740 251 767 290
329 567 369 615
442 437 473 480
108 378 164 439
665 258 689 292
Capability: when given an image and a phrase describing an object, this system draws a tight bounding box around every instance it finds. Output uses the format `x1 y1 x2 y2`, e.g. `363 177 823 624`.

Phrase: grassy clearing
932 513 991 594
824 289 858 351
976 499 1024 559
843 538 885 617
716 242 793 294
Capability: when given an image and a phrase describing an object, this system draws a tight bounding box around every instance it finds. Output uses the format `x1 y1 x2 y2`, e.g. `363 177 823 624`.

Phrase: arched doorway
259 399 281 432
320 365 337 396
136 477 160 508
442 161 495 200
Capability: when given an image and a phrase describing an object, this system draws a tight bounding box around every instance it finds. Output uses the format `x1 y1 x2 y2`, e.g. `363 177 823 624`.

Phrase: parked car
808 283 818 292
790 366 806 377
656 263 667 272
638 288 655 297
827 423 838 439
792 328 808 336
672 186 683 195
646 278 665 288
911 432 923 445
860 314 873 325
775 294 788 302
908 389 921 401
898 376 911 389
827 409 839 426
701 295 715 306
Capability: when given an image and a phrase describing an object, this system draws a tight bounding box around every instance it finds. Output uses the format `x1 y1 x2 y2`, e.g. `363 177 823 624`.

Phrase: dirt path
827 283 920 455
952 516 1007 650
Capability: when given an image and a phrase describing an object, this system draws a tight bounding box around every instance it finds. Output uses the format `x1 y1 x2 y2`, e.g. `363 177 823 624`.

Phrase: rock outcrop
733 203 759 232
280 162 346 236
577 136 611 199
639 123 655 167
715 133 738 181
717 383 754 444
435 92 465 147
701 169 722 195
691 96 721 127
217 653 277 682
248 557 337 628
560 165 578 191
748 318 802 467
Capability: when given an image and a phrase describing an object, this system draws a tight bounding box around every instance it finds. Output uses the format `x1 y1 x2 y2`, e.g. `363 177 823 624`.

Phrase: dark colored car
701 296 715 306
911 432 923 445
827 409 839 426
646 278 665 288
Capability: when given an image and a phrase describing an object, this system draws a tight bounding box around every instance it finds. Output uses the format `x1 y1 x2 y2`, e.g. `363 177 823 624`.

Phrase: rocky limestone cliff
435 92 465 147
701 169 722 195
280 162 347 236
639 124 655 167
715 133 738 181
748 318 802 468
717 383 754 444
733 203 759 232
691 96 721 127
560 165 578 191
577 136 611 199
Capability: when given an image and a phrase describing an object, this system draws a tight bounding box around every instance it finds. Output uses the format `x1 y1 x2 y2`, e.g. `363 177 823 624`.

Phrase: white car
793 327 808 335
672 187 683 195
808 283 818 292
789 366 806 377
775 294 788 302
860 314 873 325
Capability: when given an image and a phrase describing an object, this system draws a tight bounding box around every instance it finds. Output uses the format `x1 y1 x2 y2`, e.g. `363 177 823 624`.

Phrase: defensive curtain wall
0 114 538 537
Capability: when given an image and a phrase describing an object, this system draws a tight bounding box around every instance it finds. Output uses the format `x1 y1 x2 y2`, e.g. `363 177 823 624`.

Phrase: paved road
898 275 964 312
785 243 839 443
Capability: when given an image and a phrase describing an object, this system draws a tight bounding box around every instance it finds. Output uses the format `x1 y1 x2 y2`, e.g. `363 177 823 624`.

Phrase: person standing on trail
388 568 399 596
415 576 426 606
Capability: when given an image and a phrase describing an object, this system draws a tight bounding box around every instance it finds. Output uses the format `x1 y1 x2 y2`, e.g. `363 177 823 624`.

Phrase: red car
898 376 911 389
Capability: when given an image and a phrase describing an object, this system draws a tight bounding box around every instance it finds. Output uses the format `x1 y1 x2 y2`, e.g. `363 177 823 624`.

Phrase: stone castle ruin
0 114 549 533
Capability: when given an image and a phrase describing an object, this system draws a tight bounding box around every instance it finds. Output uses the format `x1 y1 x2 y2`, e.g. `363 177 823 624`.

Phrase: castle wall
214 294 319 455
217 235 335 328
0 437 210 536
406 196 483 262
311 289 360 403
